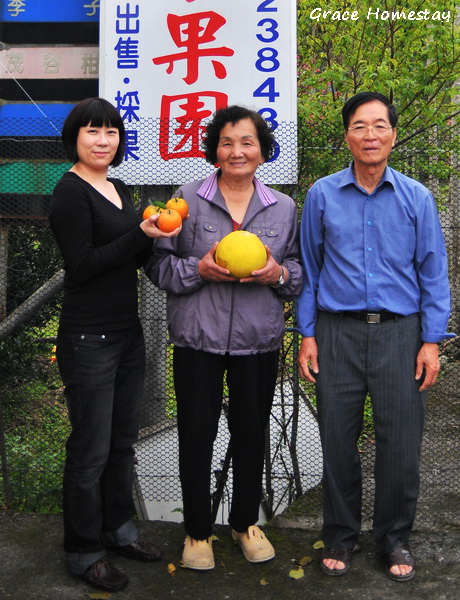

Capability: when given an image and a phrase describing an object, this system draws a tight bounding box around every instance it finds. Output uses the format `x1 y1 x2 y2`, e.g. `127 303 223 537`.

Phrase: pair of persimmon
142 197 189 232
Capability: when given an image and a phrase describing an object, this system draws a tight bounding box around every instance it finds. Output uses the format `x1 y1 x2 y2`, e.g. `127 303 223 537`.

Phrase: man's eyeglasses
347 124 394 138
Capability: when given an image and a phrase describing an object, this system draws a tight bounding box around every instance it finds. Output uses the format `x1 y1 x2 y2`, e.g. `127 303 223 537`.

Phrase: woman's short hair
62 97 126 166
203 105 276 164
342 91 398 130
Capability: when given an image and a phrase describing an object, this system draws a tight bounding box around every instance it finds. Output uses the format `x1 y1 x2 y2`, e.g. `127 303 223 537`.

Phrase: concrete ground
1 510 459 600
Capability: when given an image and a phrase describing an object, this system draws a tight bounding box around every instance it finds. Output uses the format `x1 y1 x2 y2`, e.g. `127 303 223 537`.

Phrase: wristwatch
270 266 285 288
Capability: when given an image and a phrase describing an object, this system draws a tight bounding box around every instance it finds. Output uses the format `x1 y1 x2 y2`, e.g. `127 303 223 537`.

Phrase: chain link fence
0 114 458 535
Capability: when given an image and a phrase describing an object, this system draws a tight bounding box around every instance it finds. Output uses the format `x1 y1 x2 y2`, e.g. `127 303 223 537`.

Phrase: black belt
341 311 401 324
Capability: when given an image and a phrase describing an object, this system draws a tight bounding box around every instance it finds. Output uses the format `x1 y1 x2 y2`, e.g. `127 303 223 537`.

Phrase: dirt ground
0 510 459 600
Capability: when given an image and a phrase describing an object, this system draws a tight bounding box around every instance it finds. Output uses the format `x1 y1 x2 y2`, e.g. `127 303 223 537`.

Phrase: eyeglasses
347 124 394 138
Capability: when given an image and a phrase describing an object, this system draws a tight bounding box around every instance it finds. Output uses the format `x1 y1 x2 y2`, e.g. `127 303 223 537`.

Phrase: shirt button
369 273 374 278
367 247 372 252
367 221 372 225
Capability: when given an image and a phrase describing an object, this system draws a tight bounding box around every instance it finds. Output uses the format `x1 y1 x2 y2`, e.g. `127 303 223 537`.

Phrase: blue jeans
56 321 145 574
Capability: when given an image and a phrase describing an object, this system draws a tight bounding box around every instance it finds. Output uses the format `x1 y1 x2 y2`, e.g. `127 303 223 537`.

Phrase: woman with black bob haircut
49 97 181 593
146 104 302 571
62 97 126 166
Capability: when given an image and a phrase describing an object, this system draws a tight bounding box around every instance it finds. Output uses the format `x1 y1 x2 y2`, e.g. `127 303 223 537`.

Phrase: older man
296 92 454 581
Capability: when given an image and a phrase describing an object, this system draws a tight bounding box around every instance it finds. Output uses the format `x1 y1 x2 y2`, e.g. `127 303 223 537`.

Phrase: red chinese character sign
100 0 297 185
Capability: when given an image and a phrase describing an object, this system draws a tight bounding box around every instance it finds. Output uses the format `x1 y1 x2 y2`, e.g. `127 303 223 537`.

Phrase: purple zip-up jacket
145 172 302 355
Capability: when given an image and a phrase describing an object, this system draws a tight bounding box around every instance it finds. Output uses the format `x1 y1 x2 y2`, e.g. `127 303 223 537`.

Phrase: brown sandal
321 547 353 576
384 544 415 582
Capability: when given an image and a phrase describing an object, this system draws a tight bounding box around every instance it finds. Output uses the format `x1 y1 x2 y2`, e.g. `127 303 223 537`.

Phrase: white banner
100 0 297 185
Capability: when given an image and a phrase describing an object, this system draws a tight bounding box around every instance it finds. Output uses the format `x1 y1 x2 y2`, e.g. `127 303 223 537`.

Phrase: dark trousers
56 322 145 573
315 312 426 554
173 347 279 540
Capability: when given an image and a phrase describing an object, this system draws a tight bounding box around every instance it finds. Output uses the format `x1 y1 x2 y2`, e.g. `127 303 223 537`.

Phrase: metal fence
0 115 459 534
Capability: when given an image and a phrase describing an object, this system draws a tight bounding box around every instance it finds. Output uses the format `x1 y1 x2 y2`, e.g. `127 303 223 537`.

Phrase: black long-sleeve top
49 172 152 332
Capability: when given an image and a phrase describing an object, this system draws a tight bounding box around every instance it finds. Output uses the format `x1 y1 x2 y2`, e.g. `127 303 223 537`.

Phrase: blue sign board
0 104 75 136
1 0 99 22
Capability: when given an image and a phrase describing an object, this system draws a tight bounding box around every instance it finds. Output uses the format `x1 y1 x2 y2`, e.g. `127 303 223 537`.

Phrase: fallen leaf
312 540 324 550
167 562 177 576
260 577 269 586
289 566 305 580
297 555 313 566
211 534 219 541
87 593 112 599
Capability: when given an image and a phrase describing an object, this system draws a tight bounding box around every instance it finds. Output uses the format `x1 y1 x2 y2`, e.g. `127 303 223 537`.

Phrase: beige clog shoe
182 535 215 570
231 525 275 563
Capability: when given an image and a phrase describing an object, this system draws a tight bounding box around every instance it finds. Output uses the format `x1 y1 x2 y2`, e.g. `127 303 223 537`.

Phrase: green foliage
7 222 63 321
0 327 67 512
359 395 375 445
0 334 54 421
165 397 177 419
296 0 460 201
4 398 69 513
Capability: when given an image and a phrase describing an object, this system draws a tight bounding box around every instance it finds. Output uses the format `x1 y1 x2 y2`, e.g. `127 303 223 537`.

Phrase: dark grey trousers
315 311 426 554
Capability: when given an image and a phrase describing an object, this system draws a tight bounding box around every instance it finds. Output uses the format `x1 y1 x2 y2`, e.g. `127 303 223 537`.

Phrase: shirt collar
197 170 277 207
338 162 396 191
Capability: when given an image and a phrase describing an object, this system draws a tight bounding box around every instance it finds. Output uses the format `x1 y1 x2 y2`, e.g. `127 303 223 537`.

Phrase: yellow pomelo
215 230 267 278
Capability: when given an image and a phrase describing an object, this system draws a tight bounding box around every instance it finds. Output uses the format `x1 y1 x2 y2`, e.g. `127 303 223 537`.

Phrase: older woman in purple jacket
146 105 302 570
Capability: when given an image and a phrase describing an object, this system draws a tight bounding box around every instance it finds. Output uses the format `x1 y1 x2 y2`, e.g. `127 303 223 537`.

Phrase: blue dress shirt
296 164 455 343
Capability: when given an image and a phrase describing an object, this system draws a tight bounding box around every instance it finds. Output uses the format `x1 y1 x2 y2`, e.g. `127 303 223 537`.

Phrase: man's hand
298 336 319 383
415 342 440 391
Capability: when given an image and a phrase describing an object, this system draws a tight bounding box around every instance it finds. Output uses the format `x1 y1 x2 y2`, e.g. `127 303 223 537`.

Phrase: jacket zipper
191 220 198 248
225 283 236 352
